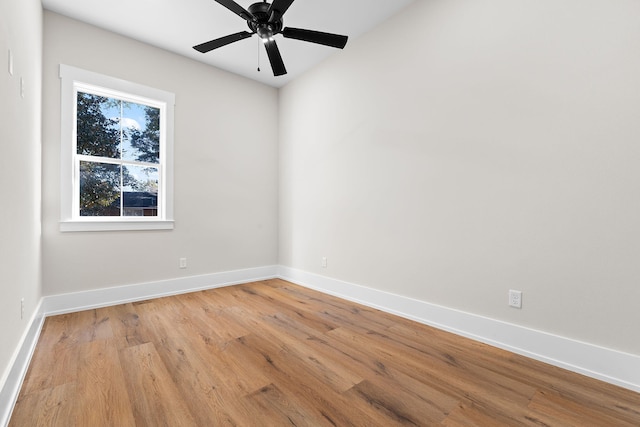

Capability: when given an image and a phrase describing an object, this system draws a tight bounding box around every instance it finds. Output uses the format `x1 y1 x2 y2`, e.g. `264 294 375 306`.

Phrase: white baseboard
42 265 279 315
0 301 45 427
278 266 640 394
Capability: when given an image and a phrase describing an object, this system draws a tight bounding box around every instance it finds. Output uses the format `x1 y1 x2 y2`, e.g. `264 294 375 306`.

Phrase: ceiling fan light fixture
257 25 274 40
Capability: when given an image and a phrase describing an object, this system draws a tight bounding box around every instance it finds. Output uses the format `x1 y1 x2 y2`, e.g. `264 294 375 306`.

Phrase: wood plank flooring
9 279 640 426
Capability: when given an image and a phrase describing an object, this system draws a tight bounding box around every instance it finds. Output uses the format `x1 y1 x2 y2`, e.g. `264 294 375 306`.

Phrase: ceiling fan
193 0 348 76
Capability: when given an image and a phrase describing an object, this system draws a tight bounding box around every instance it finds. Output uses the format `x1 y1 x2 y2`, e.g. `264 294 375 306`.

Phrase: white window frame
59 64 175 232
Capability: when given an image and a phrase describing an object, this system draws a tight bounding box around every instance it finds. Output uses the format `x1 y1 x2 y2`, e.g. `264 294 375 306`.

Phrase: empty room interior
1 0 639 425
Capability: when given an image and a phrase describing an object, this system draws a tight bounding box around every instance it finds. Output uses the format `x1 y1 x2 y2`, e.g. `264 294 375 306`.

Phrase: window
59 65 175 231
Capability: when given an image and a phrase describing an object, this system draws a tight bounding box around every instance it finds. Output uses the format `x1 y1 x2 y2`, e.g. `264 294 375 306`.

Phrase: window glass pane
124 102 160 164
76 92 121 159
123 165 159 217
79 161 121 216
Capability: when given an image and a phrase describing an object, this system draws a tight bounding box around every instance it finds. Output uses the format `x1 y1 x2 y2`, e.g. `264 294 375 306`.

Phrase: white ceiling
41 0 415 87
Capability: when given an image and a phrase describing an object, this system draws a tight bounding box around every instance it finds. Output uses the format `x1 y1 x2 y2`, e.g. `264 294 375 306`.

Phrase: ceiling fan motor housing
247 2 283 40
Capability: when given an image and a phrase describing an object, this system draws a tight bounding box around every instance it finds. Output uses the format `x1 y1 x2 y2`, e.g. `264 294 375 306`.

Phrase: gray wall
279 0 640 355
42 12 279 295
0 0 42 388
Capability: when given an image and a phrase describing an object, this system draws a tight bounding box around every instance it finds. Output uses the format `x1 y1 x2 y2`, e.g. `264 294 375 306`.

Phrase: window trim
59 64 175 232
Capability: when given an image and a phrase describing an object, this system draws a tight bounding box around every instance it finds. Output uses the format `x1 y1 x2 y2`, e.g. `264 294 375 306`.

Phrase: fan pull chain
257 37 261 72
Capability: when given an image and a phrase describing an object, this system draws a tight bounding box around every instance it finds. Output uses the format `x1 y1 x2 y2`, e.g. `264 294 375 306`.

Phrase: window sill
60 220 174 232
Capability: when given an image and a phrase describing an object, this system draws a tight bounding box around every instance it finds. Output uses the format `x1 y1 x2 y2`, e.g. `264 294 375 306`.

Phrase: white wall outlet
321 257 327 268
179 257 187 269
20 77 24 98
21 298 24 320
509 290 522 309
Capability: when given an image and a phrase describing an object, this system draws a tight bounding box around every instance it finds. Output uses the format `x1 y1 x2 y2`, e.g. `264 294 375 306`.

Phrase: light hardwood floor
9 279 640 426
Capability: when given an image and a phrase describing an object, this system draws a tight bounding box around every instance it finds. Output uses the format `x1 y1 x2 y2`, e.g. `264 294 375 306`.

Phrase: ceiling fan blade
268 0 295 17
193 31 253 53
213 0 254 21
263 39 287 76
282 27 348 49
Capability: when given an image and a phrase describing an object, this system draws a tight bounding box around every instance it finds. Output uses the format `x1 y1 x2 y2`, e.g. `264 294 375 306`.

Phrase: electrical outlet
179 258 187 269
508 290 522 309
321 257 327 268
8 49 13 76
